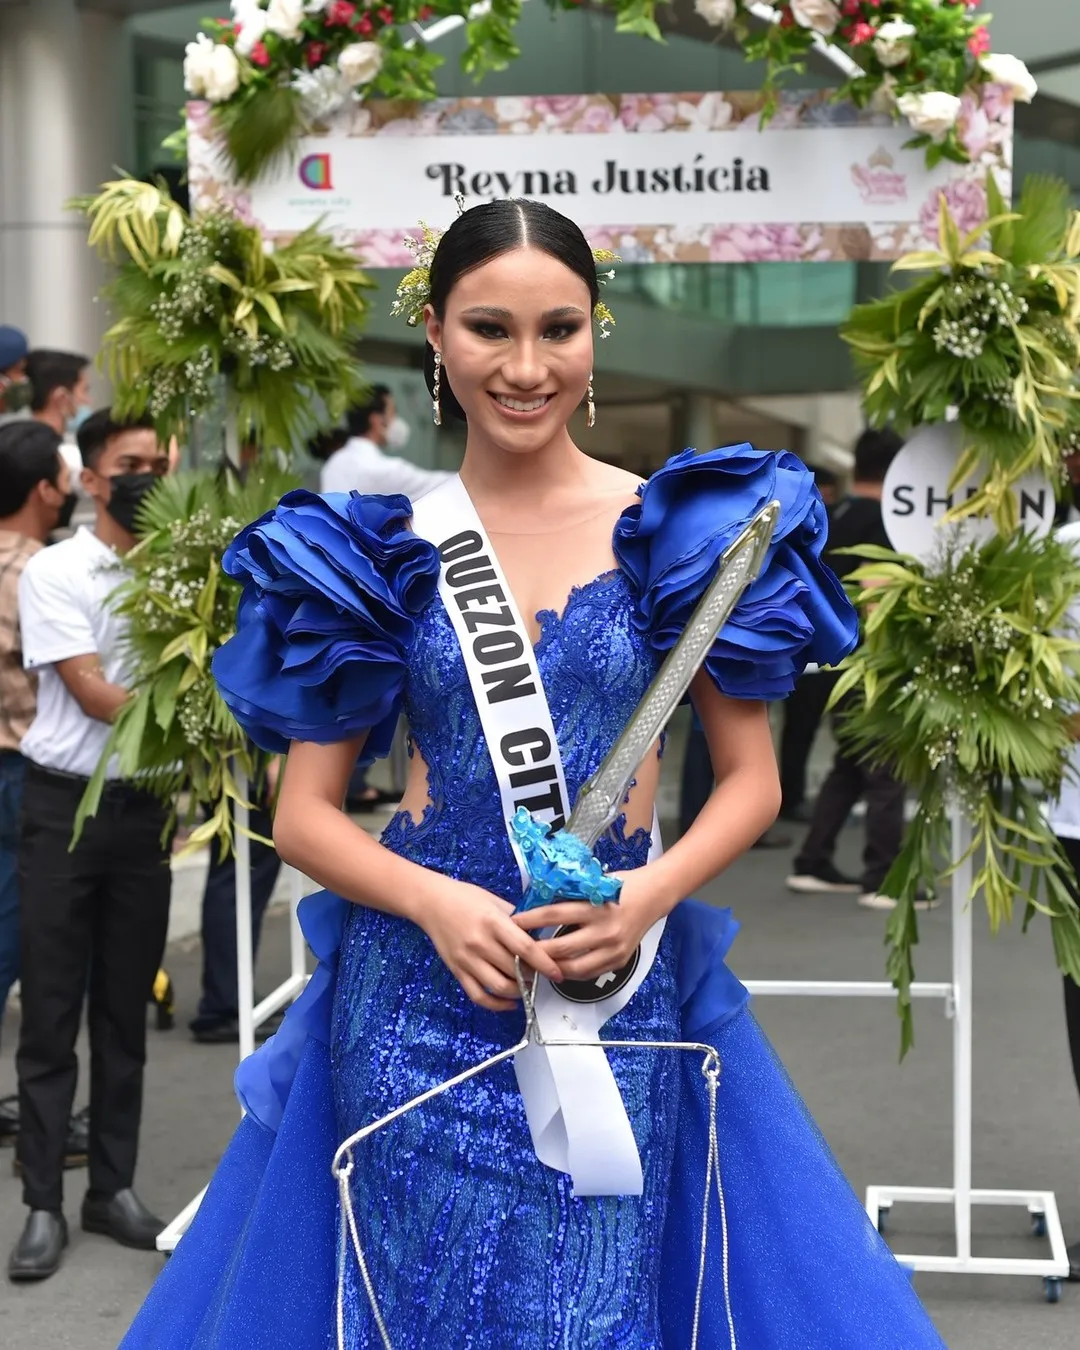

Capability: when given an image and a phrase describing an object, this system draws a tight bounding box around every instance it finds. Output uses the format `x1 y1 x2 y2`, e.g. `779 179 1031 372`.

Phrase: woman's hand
421 880 564 1013
512 871 669 984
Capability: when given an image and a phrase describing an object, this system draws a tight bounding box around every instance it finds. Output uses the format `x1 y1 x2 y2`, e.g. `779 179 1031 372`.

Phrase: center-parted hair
424 200 600 423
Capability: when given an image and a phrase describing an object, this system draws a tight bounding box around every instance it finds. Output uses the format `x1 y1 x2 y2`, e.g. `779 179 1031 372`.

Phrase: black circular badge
550 924 641 1005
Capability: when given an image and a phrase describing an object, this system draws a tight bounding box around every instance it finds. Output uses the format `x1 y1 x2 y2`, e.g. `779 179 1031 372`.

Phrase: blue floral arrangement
510 808 622 913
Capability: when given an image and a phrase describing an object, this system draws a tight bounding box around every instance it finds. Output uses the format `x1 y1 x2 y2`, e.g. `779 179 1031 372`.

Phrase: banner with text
188 90 1011 265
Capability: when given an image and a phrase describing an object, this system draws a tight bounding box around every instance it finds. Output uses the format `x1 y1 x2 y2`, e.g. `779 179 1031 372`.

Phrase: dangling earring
586 373 596 429
432 351 443 427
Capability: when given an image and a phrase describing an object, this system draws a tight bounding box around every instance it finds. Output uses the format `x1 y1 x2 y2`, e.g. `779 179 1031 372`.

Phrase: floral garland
834 175 1080 1055
74 466 301 854
834 533 1080 1056
390 215 618 336
842 175 1080 533
183 0 1037 183
76 177 372 449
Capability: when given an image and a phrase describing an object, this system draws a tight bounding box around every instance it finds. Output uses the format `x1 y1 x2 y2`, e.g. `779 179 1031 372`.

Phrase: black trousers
192 801 281 1028
1054 836 1080 1107
15 766 171 1211
793 704 905 893
778 670 837 815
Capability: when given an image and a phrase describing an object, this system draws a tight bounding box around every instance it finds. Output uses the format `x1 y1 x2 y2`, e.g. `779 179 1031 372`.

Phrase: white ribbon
410 477 665 1195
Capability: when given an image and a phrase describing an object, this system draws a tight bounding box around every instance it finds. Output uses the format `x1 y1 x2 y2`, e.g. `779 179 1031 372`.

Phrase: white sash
410 476 665 1196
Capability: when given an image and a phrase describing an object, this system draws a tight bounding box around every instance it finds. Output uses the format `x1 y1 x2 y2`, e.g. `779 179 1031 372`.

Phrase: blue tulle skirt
121 894 944 1350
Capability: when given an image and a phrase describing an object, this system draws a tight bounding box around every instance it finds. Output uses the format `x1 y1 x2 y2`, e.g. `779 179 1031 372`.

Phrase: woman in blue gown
122 199 946 1349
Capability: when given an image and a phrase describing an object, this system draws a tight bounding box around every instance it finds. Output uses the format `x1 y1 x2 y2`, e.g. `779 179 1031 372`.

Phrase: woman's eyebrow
459 305 587 322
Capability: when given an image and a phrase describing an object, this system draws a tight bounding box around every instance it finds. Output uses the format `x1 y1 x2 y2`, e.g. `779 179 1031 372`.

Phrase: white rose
873 19 916 68
694 0 737 28
338 41 384 89
790 0 841 37
897 90 962 143
232 0 269 57
266 0 304 40
292 65 350 120
204 43 242 102
980 52 1038 103
183 33 215 98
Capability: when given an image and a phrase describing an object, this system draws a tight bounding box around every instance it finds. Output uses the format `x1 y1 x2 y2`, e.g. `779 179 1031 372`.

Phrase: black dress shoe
189 1012 281 1045
1067 1240 1080 1283
8 1210 68 1282
81 1188 163 1251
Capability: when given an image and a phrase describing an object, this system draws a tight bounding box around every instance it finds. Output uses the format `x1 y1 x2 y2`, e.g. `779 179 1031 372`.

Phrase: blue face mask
65 404 92 439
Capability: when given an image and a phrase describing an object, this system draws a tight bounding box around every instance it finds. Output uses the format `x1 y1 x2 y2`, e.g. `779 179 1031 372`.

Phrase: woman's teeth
493 394 549 412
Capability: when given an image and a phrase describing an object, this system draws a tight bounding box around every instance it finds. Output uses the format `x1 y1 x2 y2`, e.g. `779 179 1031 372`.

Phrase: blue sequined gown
122 447 947 1350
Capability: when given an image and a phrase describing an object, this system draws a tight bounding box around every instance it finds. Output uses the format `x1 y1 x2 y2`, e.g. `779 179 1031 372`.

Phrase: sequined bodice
381 566 662 894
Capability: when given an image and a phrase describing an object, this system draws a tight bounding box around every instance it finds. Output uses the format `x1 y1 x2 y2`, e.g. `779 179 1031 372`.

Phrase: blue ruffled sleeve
613 445 858 700
212 490 440 759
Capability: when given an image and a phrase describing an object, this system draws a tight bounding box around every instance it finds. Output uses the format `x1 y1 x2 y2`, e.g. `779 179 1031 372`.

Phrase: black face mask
55 491 77 531
104 472 158 535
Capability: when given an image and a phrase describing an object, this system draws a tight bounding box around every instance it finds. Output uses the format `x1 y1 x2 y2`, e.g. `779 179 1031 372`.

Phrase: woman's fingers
500 922 563 983
459 971 517 1013
513 902 607 933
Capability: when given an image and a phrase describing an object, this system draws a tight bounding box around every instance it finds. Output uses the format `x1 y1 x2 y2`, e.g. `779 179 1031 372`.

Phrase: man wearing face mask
0 326 31 417
8 411 172 1282
318 384 451 499
24 350 93 532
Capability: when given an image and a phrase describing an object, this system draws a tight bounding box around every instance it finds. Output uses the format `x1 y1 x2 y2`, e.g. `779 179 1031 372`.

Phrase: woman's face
425 246 594 454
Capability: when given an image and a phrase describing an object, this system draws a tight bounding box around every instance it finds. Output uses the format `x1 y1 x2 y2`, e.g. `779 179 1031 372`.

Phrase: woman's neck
459 426 590 512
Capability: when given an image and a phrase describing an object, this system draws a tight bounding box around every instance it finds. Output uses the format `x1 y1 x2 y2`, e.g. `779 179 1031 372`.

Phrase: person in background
778 465 841 823
25 350 93 526
315 389 449 810
786 428 929 910
8 411 171 1282
1041 516 1080 1283
0 423 83 1165
318 384 451 500
0 327 30 417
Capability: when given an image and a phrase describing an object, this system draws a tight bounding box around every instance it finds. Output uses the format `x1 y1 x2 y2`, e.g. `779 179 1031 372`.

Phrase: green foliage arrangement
75 466 300 855
182 0 1031 182
834 533 1080 1054
76 178 372 450
843 176 1080 533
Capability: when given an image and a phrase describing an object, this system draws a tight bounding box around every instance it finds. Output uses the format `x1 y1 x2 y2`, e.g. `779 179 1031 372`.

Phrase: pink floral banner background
188 88 1013 266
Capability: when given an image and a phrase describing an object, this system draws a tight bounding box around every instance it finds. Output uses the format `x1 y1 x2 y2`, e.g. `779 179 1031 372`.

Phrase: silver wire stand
332 963 737 1350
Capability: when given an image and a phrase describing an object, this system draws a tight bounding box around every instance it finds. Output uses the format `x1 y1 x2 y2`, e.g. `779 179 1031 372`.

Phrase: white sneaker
859 892 939 912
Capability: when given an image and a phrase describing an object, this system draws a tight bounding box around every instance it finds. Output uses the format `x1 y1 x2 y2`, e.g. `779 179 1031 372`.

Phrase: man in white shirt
318 384 450 500
8 410 171 1283
1044 518 1080 1284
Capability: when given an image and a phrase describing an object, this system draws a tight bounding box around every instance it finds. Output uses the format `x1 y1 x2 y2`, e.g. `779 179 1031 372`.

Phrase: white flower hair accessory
391 208 619 339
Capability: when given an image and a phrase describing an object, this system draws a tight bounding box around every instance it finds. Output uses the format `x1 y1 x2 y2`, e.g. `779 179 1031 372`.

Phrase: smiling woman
120 199 947 1350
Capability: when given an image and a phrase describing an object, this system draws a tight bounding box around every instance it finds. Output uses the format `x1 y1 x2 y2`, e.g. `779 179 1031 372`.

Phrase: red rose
378 6 395 24
418 3 434 16
841 0 859 13
778 6 795 29
250 40 272 68
326 0 357 24
306 41 329 66
967 25 990 55
846 20 874 43
355 13 374 35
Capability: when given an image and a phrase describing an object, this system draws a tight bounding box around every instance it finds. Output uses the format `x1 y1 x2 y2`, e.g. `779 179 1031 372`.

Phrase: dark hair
25 349 89 413
345 384 391 439
0 421 63 516
853 426 903 484
77 408 155 471
812 466 839 491
424 200 601 423
307 425 349 462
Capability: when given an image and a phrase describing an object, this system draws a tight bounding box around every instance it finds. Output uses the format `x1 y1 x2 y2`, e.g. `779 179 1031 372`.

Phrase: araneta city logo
299 153 333 190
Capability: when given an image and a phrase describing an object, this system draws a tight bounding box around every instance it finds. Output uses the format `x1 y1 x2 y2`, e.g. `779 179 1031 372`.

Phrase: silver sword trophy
332 501 781 1350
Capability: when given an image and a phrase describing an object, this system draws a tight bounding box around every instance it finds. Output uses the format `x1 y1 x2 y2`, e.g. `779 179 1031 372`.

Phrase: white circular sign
882 423 1054 561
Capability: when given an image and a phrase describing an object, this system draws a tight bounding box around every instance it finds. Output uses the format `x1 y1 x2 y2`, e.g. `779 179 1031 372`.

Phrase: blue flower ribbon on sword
510 807 623 912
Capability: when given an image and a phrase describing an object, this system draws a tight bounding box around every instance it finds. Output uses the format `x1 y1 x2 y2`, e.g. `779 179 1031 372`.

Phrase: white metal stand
746 808 1070 1300
157 766 310 1253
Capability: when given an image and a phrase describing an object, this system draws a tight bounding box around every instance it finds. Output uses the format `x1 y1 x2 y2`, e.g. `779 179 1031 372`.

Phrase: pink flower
572 103 618 134
709 224 822 263
841 0 860 12
919 178 987 242
617 94 677 132
325 0 357 25
846 20 876 43
968 26 991 56
250 41 271 68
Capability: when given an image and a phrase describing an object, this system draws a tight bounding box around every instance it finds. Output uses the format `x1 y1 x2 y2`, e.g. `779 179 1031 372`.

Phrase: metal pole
950 807 974 1263
234 763 255 1068
288 865 306 985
